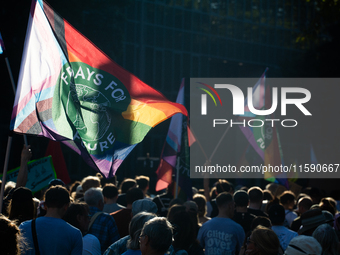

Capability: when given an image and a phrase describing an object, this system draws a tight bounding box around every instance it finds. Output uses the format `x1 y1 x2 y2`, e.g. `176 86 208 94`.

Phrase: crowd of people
0 145 340 255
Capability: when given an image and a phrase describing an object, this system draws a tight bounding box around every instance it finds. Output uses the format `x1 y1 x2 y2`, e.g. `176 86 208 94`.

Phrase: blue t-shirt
19 217 83 255
197 217 245 255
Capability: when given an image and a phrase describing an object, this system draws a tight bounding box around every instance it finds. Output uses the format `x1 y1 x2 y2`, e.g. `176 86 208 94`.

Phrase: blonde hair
81 176 101 193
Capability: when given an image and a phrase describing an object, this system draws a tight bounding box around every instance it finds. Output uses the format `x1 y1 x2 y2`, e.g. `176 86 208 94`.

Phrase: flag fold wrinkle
10 0 187 177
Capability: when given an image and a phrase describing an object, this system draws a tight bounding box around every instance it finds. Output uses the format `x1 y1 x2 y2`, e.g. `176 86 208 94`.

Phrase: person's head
135 176 150 193
215 179 232 194
119 178 137 194
313 223 339 255
139 217 173 255
299 208 327 235
131 199 158 216
126 187 144 206
319 197 337 216
44 185 70 213
297 196 313 215
251 216 272 231
170 210 196 251
81 176 101 193
168 198 184 209
248 187 264 205
247 226 280 255
0 215 22 255
233 190 249 208
284 236 322 255
84 187 104 210
263 190 274 201
193 194 208 217
63 202 90 234
279 191 296 209
48 179 66 189
127 212 157 250
8 187 35 225
4 181 16 197
167 205 186 221
268 203 285 226
216 192 234 217
102 184 119 201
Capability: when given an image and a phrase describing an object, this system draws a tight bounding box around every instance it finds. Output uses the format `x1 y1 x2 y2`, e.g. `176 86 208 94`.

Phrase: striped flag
11 0 187 178
156 79 185 192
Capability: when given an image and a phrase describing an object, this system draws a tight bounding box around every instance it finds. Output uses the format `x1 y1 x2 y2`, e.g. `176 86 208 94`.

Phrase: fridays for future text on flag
237 70 287 186
10 0 187 178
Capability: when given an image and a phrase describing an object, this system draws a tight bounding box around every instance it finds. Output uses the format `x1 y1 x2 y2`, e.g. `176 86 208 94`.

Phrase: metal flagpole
0 135 13 213
175 155 180 199
0 48 28 213
209 123 231 162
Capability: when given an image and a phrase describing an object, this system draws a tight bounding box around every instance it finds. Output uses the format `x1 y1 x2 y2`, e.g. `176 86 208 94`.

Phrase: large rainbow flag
10 0 187 178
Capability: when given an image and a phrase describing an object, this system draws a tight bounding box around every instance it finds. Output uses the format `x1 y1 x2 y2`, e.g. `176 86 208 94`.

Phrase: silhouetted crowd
1 146 339 255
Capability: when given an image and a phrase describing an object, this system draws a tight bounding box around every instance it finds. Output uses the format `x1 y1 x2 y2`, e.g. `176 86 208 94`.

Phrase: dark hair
167 205 186 221
215 179 231 194
102 184 118 199
63 202 89 233
44 185 70 208
69 181 81 194
279 191 296 205
171 210 196 251
248 187 263 203
216 192 233 208
251 216 272 230
135 176 149 190
263 190 274 201
0 215 22 255
8 187 35 225
120 178 137 194
298 197 313 211
251 226 280 255
319 197 337 216
126 187 144 205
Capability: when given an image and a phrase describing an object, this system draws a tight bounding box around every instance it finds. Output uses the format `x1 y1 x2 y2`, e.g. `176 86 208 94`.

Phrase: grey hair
127 212 157 250
84 187 103 207
312 223 338 255
141 217 173 253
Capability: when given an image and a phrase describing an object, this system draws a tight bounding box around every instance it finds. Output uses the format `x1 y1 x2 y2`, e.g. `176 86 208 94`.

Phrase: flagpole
209 123 231 162
4 55 28 146
175 155 180 199
0 51 29 213
0 135 12 213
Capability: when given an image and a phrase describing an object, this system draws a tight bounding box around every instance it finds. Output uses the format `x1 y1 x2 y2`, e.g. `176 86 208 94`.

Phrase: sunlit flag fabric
238 70 288 187
156 79 185 191
10 0 187 178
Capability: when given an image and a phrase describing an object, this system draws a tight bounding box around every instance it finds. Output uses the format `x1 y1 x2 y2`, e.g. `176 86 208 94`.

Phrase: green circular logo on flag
52 62 131 154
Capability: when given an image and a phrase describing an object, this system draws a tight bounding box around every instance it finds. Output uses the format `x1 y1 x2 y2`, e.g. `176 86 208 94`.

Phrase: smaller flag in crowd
0 32 5 54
